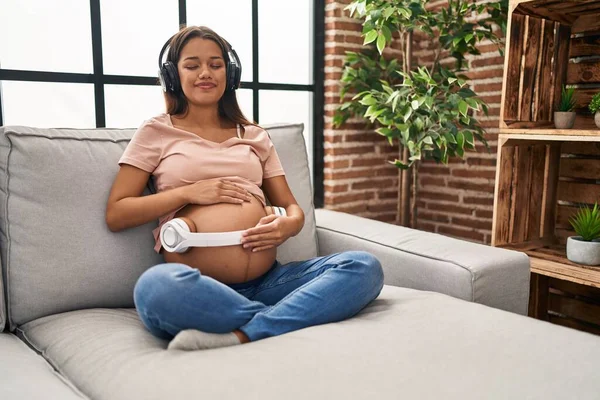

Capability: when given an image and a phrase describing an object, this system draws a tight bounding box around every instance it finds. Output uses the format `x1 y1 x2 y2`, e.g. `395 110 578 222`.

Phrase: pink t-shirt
118 113 286 253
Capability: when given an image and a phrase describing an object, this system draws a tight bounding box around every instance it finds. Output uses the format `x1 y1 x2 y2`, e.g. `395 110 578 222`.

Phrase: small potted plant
588 92 600 128
554 85 576 129
567 203 600 266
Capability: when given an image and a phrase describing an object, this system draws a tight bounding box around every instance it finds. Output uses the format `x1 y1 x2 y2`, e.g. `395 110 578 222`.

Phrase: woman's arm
262 175 304 236
105 165 188 232
240 175 305 252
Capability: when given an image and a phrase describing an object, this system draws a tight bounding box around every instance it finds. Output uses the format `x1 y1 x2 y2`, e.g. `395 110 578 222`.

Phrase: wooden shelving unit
492 0 600 335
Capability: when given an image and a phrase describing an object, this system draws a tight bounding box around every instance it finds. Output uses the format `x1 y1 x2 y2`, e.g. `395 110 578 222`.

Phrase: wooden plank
529 273 550 320
573 87 600 110
570 33 600 57
542 144 561 237
492 144 516 246
567 59 600 84
529 255 600 287
556 204 580 228
521 16 543 121
527 145 547 240
504 13 526 122
547 1 600 16
551 277 600 301
515 3 578 25
572 13 600 34
557 181 600 203
503 120 555 128
536 19 557 121
553 24 572 114
548 314 600 335
549 292 600 326
511 146 533 242
499 129 600 137
560 158 600 179
562 141 600 155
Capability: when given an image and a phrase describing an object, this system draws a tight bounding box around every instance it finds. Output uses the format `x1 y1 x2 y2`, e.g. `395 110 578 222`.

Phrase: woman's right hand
182 178 253 205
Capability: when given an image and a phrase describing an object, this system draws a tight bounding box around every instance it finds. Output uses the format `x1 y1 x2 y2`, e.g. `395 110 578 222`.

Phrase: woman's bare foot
233 329 250 344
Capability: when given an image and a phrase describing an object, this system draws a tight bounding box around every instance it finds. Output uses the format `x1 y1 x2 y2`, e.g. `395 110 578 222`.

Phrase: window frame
0 0 324 207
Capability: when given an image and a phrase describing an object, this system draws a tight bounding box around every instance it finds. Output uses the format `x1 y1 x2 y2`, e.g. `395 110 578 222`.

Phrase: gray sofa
0 123 599 400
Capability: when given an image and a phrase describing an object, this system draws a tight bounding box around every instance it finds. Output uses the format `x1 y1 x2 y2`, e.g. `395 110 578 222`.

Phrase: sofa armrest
315 209 530 315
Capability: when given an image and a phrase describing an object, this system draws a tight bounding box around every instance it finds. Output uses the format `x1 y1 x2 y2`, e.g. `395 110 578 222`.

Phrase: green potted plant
554 85 576 129
334 0 507 227
567 203 600 266
588 92 600 129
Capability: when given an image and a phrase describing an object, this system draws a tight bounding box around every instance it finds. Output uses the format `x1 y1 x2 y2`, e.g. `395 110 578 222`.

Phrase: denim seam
251 269 330 317
251 263 331 299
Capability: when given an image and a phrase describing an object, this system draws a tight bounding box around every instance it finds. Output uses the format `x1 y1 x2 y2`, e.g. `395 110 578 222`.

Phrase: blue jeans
133 251 384 342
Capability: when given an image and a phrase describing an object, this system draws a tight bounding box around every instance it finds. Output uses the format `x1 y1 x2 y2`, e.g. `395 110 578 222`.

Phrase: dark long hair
162 26 255 127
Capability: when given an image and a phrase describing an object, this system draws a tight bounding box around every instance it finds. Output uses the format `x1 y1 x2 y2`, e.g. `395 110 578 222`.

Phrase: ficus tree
334 0 508 227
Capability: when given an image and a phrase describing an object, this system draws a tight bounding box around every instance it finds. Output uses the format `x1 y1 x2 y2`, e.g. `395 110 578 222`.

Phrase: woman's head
161 26 252 124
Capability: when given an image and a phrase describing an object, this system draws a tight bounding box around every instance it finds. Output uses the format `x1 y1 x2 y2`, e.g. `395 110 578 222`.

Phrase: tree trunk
397 31 413 227
410 162 419 229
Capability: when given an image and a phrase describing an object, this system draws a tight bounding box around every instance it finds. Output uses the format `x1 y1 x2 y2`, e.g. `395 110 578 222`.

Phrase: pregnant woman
105 26 384 351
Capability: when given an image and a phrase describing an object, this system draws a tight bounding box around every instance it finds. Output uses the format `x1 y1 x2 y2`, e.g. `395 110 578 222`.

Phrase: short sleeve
118 119 163 173
262 134 285 179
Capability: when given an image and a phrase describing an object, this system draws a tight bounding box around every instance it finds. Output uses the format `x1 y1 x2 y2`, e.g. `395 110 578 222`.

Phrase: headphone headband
158 32 242 93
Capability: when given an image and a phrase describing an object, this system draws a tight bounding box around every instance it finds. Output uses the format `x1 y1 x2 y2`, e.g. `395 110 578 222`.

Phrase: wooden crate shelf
493 1 600 335
500 0 600 135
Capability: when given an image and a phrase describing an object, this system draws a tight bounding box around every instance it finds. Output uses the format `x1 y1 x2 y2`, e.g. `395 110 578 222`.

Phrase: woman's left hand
240 215 294 252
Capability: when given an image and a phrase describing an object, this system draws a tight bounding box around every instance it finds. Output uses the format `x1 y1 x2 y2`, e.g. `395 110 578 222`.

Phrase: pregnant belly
162 194 277 284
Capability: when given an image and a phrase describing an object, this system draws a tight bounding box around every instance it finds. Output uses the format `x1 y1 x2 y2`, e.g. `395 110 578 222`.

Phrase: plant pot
595 111 600 129
554 111 576 129
566 236 600 266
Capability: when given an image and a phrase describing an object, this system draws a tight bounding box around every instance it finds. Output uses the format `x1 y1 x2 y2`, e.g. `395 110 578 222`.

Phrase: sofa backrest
0 123 317 331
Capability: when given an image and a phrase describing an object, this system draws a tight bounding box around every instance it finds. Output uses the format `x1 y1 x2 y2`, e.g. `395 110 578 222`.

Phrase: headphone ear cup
170 218 190 253
163 61 180 93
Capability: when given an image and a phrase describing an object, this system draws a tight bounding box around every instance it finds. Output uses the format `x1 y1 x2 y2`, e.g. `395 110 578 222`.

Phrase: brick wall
324 0 504 244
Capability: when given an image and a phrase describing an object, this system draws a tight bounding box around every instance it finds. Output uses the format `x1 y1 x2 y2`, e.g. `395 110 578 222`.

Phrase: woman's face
177 37 227 107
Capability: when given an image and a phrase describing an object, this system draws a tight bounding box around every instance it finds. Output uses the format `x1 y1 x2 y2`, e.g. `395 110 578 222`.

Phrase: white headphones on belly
160 206 287 253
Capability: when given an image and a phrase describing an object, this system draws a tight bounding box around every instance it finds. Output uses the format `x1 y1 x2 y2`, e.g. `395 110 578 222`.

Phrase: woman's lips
196 84 216 89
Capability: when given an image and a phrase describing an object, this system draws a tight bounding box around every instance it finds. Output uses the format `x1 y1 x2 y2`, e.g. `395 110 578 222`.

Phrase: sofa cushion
316 209 530 315
0 332 87 399
0 124 317 330
17 285 600 400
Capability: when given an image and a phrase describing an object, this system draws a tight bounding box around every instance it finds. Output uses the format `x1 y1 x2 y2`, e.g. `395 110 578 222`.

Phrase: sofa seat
16 285 600 400
0 332 86 399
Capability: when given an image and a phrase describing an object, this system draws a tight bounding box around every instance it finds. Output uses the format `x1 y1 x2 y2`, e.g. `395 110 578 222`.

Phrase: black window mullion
179 0 186 28
313 0 325 208
90 0 105 128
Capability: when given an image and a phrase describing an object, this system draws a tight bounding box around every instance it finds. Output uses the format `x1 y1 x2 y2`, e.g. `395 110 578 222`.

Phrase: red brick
379 190 399 200
325 145 374 156
420 177 446 187
464 196 494 206
324 159 350 169
352 158 388 167
372 213 398 223
330 203 368 214
471 56 505 68
451 169 496 179
324 183 348 193
473 82 504 93
416 221 437 233
426 203 475 216
447 179 495 193
325 191 375 205
419 211 450 223
475 209 494 219
463 67 504 80
352 179 395 190
368 202 398 212
451 217 492 231
420 190 460 203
